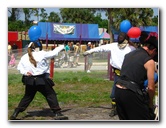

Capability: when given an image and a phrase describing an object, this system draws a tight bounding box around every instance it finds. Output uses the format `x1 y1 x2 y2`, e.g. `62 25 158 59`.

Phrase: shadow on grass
23 108 72 118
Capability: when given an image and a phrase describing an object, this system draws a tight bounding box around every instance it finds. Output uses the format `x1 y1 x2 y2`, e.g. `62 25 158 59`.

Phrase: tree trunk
107 9 113 43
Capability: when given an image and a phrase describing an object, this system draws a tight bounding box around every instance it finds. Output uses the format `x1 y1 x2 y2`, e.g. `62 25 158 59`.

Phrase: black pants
16 83 61 113
115 86 150 120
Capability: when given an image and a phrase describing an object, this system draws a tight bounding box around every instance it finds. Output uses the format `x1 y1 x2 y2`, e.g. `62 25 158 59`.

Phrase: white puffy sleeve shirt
88 43 136 70
17 45 64 76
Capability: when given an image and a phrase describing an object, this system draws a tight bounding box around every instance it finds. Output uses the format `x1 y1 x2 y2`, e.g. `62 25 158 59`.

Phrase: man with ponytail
10 42 68 120
115 34 158 120
83 32 136 117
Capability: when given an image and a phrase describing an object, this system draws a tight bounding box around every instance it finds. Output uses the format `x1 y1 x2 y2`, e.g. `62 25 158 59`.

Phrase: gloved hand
83 51 92 56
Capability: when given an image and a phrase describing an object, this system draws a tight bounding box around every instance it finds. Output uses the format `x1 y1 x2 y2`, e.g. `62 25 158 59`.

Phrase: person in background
8 42 12 64
12 43 18 50
86 42 93 73
10 42 68 120
74 42 81 66
8 42 12 55
68 42 75 67
9 53 16 68
115 35 158 120
12 43 18 59
83 32 136 116
69 42 74 56
64 42 70 66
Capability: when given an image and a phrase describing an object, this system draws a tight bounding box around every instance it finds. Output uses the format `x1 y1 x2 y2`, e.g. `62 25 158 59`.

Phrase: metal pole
107 52 114 81
84 56 87 72
107 52 110 79
50 58 54 79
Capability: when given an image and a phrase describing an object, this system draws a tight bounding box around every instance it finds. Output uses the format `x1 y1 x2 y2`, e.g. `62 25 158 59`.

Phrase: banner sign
53 24 75 35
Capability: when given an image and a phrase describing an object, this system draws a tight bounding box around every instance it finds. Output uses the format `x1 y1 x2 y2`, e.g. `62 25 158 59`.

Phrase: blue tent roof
139 26 158 34
38 22 100 41
113 26 158 42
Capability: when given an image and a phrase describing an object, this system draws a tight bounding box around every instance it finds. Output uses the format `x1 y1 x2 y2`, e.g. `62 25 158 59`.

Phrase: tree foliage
48 12 60 22
8 8 22 21
8 8 158 33
109 8 154 29
40 8 48 22
60 8 96 23
93 12 108 28
95 8 158 42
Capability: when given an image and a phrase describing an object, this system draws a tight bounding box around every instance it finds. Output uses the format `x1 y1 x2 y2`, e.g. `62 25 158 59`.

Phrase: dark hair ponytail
27 43 37 67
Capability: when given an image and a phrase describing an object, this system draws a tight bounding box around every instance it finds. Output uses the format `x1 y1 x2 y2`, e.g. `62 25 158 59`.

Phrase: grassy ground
8 70 114 120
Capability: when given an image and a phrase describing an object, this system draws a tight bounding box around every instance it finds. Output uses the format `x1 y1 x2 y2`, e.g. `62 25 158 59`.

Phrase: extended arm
43 45 65 59
83 44 112 56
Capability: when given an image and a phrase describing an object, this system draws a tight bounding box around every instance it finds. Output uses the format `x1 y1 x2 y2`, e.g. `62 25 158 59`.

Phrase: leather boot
54 111 68 120
109 103 117 117
10 108 20 120
109 99 117 117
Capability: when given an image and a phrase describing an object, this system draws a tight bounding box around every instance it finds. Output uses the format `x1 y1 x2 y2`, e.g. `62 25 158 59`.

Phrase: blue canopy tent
139 26 158 34
114 34 139 42
38 22 100 41
131 26 158 42
113 26 158 42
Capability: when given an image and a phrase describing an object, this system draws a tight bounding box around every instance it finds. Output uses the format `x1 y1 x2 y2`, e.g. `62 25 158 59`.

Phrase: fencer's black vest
120 47 152 88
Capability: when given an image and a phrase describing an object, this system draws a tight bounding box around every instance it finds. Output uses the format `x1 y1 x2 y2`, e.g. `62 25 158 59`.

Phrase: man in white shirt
10 41 68 120
83 32 136 117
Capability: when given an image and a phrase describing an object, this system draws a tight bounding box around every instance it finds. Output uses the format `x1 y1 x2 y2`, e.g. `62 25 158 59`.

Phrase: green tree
8 8 22 21
110 8 154 29
8 8 158 39
48 12 61 22
8 20 24 31
152 16 158 25
60 8 95 23
32 8 47 22
22 8 34 25
93 12 108 29
96 8 155 42
32 8 40 21
40 8 48 22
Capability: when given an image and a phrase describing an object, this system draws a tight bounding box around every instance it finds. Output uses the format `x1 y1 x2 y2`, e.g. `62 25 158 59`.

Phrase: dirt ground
60 105 119 121
12 105 119 121
8 67 119 121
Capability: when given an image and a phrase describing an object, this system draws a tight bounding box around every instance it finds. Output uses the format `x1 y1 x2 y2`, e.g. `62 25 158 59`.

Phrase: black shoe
10 115 17 120
10 109 20 120
109 109 117 117
54 112 68 120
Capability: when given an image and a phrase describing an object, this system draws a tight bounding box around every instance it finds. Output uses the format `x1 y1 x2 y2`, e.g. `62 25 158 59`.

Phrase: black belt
116 79 143 95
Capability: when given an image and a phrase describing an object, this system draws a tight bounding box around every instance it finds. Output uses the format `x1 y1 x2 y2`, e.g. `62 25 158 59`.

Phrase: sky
18 8 159 21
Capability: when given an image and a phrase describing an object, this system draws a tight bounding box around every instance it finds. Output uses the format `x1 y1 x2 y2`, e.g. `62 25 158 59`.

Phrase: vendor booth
38 22 100 42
